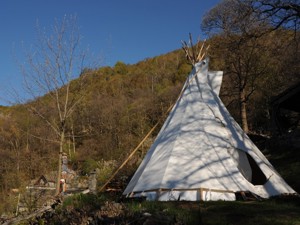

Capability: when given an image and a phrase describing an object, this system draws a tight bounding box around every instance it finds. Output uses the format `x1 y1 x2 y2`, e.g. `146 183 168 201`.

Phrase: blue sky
0 0 220 105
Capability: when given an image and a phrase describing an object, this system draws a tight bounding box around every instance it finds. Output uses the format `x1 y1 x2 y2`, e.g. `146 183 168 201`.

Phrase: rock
98 201 125 218
143 212 152 217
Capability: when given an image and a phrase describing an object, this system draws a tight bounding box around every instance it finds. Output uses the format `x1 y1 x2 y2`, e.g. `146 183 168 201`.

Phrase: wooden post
89 170 97 194
156 188 162 201
199 188 203 201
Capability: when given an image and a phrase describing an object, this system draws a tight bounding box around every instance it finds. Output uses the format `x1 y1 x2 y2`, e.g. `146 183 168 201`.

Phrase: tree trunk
240 89 249 133
55 131 64 195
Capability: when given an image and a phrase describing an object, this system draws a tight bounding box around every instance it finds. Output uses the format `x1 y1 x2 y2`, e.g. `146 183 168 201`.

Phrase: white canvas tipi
123 59 296 201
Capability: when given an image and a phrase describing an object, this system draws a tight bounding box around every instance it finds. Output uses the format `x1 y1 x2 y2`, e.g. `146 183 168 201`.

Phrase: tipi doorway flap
128 188 236 201
228 148 268 185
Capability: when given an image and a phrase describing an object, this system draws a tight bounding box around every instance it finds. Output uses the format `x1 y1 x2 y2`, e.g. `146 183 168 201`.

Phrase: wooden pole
99 101 178 192
99 36 210 192
99 122 160 192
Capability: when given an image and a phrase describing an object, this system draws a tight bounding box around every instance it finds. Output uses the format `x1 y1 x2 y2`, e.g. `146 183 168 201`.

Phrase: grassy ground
199 198 300 225
32 193 298 225
123 197 300 225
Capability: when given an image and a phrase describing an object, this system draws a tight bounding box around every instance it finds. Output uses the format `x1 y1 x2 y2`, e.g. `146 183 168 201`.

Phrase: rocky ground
2 195 190 225
35 201 182 225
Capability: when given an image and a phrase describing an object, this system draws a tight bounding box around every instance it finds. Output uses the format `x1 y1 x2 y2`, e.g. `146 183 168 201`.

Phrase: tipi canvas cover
123 59 296 201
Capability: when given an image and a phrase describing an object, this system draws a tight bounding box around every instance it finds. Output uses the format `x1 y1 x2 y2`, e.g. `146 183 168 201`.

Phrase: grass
61 192 112 211
15 195 300 225
120 196 300 225
125 200 202 224
124 196 300 225
199 198 300 225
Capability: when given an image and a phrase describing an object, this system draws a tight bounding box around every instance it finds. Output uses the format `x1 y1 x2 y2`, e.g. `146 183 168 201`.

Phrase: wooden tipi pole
99 34 209 192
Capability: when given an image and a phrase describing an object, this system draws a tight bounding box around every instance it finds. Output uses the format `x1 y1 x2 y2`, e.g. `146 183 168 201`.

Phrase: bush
96 159 117 186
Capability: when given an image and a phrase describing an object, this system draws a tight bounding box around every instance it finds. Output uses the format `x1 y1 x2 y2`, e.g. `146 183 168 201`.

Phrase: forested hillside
0 49 193 213
0 0 299 216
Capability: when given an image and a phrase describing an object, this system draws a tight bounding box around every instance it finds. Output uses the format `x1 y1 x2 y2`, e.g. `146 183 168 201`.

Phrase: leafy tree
114 61 128 75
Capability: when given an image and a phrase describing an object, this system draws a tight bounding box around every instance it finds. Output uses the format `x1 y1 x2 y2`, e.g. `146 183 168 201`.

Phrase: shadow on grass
200 196 300 225
123 195 300 225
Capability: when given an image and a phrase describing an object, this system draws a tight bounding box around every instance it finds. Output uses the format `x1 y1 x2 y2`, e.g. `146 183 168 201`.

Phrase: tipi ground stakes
123 55 297 201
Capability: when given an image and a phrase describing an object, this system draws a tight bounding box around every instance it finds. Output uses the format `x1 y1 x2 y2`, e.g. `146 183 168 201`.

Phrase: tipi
123 58 296 201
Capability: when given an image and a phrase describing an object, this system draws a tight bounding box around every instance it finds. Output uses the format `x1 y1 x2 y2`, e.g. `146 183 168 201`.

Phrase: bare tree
21 15 89 195
202 0 271 133
249 0 300 31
